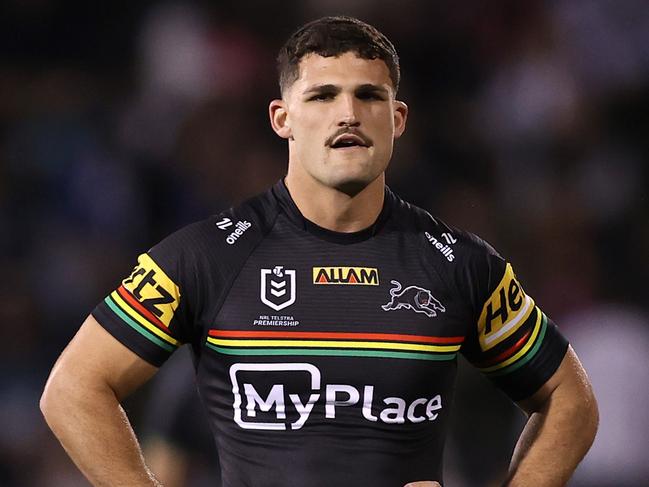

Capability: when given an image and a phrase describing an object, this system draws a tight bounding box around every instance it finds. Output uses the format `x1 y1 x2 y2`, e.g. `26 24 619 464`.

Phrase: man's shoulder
210 185 280 246
152 185 281 263
387 188 498 263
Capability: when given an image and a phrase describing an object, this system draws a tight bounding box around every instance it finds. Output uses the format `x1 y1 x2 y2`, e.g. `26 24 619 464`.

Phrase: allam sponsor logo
229 363 443 430
425 231 455 262
313 267 379 285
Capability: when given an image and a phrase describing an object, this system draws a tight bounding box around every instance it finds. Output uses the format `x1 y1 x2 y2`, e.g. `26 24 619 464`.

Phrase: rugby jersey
93 179 568 487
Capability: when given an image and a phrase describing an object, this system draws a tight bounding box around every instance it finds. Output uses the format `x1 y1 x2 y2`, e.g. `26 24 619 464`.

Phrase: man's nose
337 95 360 126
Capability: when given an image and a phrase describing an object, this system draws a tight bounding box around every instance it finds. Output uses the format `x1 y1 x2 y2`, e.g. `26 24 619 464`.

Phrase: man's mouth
328 132 371 149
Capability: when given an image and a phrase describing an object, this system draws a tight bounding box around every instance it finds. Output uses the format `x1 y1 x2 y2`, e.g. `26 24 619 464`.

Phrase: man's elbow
578 382 599 448
556 347 599 448
40 368 72 430
39 385 51 420
556 372 599 453
40 363 98 430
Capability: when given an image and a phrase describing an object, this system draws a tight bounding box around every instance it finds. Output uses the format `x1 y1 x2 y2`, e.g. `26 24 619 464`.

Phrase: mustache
325 127 373 147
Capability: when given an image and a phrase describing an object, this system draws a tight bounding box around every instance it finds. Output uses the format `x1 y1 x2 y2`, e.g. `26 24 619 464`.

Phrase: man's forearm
41 378 160 487
505 376 598 486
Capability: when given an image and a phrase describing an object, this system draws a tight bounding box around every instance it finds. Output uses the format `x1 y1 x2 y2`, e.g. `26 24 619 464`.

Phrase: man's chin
334 179 369 197
328 173 382 197
314 159 385 196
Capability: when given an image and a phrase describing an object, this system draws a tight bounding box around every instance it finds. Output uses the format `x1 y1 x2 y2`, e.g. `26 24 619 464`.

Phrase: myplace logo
230 363 320 431
229 363 443 431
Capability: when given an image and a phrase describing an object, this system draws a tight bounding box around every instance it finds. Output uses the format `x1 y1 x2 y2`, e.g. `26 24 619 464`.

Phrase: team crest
382 280 445 318
260 266 296 311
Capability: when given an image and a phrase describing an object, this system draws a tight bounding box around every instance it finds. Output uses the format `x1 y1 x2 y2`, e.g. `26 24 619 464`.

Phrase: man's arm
505 346 598 486
40 315 161 487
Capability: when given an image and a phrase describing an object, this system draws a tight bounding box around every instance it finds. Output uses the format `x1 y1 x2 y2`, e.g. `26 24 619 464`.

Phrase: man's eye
309 93 334 101
357 92 384 101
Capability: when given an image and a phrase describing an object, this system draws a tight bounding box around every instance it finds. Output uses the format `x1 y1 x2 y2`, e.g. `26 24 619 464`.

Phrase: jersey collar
272 179 393 244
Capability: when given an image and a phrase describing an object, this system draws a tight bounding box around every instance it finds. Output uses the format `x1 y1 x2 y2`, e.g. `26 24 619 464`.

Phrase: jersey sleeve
92 227 200 367
458 236 569 401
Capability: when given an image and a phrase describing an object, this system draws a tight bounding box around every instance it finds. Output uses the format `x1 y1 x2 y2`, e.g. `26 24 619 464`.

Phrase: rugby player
40 16 598 487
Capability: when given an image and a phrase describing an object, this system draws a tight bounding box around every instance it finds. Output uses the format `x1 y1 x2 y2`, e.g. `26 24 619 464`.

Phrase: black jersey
93 180 568 487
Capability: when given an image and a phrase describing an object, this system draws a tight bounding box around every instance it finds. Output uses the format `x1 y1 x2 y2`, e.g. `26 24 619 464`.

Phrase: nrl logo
260 266 296 311
382 280 445 318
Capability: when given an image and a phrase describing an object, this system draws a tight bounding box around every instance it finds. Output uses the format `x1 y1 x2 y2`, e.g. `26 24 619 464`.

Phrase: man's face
271 52 407 195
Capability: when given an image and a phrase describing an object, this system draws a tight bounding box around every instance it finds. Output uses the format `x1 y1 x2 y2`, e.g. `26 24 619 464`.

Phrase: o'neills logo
226 220 252 245
425 231 455 262
313 267 379 285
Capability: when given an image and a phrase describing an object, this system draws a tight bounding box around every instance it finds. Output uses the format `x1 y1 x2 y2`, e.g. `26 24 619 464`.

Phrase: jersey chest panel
196 221 471 441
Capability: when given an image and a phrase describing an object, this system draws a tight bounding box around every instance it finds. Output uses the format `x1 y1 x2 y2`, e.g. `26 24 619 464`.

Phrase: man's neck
284 172 385 233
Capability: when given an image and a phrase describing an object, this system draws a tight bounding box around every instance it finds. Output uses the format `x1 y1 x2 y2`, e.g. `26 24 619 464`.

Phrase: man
40 16 598 487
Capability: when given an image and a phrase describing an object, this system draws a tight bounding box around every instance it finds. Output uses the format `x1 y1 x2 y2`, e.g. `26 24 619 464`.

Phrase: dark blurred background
1 1 648 486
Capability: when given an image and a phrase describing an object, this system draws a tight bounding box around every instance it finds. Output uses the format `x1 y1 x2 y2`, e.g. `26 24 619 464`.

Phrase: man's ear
269 99 292 139
393 100 408 139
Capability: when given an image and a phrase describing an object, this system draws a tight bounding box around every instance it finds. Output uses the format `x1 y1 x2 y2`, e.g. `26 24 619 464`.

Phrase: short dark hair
277 16 400 95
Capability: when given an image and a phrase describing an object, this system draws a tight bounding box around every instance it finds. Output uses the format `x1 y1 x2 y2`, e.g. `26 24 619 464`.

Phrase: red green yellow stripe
480 312 547 376
104 296 175 352
208 337 458 353
117 285 170 332
476 328 532 368
105 290 180 350
206 344 456 361
109 291 179 346
206 329 462 361
208 329 463 344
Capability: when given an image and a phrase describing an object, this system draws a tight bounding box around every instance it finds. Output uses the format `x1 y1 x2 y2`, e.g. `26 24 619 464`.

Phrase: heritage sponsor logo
122 253 180 326
382 280 446 318
260 266 296 311
478 263 535 351
312 267 379 286
229 363 443 431
425 231 455 262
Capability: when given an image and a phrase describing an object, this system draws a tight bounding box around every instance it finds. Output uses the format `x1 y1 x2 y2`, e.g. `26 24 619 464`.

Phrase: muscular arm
40 315 161 487
505 346 598 487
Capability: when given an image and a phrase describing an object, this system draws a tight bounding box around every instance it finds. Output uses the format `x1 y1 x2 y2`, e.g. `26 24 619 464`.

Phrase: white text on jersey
230 363 442 430
425 231 455 262
226 220 252 245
